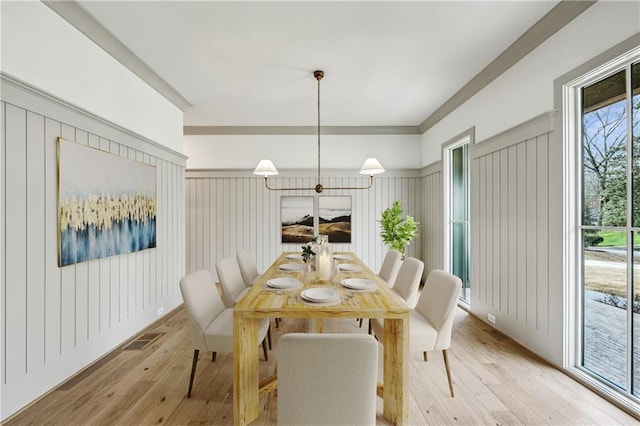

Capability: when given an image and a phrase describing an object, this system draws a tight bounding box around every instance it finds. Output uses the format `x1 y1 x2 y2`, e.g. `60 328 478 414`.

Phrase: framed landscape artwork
318 196 351 243
57 137 157 267
281 196 314 243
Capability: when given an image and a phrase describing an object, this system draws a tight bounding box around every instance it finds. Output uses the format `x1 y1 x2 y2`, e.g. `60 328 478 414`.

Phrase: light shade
253 159 279 176
359 158 385 176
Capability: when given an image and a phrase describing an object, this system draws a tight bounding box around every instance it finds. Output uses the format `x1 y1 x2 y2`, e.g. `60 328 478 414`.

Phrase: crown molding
183 125 421 136
43 0 192 111
418 0 595 133
185 168 420 178
43 0 593 132
1 71 188 163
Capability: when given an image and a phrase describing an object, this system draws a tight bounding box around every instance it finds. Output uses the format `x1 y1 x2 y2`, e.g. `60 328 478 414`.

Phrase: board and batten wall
469 111 563 363
0 75 186 419
185 170 422 279
421 162 444 274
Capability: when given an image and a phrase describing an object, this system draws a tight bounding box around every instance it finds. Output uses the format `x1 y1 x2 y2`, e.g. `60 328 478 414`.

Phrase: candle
318 254 332 280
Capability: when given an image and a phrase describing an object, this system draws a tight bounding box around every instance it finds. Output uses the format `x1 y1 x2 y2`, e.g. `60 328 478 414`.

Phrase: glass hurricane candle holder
316 241 333 281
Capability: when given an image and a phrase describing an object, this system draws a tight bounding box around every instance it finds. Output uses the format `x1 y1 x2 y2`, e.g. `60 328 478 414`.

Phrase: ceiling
67 1 566 131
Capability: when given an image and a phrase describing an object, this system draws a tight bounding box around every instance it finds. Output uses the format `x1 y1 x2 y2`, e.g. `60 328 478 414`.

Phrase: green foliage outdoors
379 200 419 255
583 99 640 229
584 229 640 247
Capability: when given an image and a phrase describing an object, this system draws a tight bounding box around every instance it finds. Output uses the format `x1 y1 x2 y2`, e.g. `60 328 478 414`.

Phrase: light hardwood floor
4 306 639 425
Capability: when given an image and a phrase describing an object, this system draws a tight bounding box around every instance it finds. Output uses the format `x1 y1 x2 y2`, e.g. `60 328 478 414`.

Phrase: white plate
333 254 351 260
341 278 375 290
266 277 301 289
286 254 303 260
279 263 304 271
300 288 340 303
338 263 361 272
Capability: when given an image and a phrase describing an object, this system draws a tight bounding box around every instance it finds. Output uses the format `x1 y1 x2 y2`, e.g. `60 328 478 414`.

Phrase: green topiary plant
379 200 419 256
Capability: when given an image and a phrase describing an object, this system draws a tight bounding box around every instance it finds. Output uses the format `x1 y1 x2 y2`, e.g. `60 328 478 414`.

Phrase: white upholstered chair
179 269 270 398
359 249 404 329
364 256 423 333
216 256 251 308
378 249 403 287
237 249 260 287
277 333 378 426
371 269 462 397
389 256 424 309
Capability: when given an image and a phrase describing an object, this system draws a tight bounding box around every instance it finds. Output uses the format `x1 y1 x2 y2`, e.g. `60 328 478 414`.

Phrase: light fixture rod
263 177 318 192
262 175 375 192
315 70 323 193
254 69 384 193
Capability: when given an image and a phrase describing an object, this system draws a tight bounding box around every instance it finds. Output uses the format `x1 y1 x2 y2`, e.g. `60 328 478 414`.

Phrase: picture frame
57 137 157 266
318 196 351 243
281 196 314 243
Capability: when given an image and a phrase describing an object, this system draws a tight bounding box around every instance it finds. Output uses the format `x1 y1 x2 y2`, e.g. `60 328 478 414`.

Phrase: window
444 134 471 303
577 58 640 399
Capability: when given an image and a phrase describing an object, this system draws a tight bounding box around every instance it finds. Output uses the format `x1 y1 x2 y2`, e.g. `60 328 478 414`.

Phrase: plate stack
337 263 361 272
300 288 341 304
266 277 302 289
341 278 375 290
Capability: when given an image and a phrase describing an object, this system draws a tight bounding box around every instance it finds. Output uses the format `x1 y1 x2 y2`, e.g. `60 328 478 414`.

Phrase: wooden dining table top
233 251 411 425
234 251 410 319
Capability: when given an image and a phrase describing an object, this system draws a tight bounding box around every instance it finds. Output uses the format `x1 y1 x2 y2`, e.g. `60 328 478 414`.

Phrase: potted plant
379 200 419 256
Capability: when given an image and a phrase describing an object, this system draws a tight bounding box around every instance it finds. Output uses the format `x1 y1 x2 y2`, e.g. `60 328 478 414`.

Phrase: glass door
448 141 470 303
580 61 640 398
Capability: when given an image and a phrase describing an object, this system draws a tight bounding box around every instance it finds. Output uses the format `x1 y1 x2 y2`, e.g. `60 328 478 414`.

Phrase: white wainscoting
470 111 563 363
421 162 444 275
1 75 186 420
185 170 422 279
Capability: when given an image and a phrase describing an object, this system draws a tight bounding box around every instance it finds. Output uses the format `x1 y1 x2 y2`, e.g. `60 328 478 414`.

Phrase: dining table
233 251 410 425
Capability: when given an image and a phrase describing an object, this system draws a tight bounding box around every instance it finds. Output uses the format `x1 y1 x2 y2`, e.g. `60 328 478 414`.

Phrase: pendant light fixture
253 70 385 193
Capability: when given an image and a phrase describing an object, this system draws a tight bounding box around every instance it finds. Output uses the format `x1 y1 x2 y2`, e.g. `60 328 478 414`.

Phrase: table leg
233 314 260 426
314 318 324 333
383 317 409 425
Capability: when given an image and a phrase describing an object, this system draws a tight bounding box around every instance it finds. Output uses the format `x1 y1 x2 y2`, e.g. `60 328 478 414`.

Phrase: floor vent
122 332 164 350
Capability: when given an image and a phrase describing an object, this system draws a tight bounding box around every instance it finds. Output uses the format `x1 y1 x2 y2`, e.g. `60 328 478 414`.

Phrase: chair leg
267 326 272 350
358 318 363 327
188 349 199 398
368 320 372 335
262 338 269 361
442 349 454 398
275 318 280 328
211 352 217 362
423 351 428 362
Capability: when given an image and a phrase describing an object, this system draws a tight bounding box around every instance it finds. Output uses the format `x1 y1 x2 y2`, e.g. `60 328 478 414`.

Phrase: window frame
563 45 640 410
442 128 474 304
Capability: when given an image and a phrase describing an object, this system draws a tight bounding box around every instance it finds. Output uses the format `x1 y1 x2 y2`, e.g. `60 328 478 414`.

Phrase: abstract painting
57 137 156 266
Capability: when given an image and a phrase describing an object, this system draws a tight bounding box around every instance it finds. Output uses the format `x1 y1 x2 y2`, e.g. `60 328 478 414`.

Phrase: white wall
421 0 640 164
0 1 184 153
419 0 639 367
186 170 422 281
0 2 185 421
184 133 422 170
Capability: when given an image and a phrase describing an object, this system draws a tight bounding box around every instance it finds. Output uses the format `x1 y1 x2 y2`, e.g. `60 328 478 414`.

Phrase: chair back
179 270 226 351
415 269 462 350
216 256 247 308
392 257 424 308
277 333 378 426
379 249 402 287
237 250 259 287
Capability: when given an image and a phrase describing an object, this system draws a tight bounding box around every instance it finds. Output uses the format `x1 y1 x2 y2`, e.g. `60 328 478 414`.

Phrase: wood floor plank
86 380 156 425
4 307 638 425
12 350 144 425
